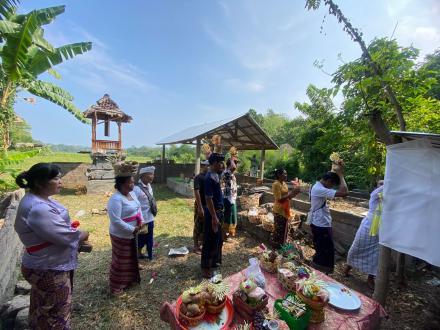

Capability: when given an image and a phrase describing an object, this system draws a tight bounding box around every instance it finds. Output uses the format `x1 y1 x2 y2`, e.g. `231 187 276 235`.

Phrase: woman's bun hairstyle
16 171 30 189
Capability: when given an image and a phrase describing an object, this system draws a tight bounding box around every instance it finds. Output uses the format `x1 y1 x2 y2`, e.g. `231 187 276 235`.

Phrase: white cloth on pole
380 139 440 267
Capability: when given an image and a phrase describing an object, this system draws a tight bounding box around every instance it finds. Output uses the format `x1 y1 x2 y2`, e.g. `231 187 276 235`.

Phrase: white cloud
44 22 157 94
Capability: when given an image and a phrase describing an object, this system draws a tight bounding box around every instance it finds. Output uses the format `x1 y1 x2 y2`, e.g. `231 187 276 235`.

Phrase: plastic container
274 293 311 330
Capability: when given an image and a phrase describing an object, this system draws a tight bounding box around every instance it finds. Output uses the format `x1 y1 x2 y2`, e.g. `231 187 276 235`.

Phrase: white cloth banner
380 139 440 266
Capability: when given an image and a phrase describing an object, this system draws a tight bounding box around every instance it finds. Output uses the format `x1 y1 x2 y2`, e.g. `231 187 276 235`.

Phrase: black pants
201 208 223 269
311 224 335 272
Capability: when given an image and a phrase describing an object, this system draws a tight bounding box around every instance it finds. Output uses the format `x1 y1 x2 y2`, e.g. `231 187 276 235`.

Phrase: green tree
0 3 92 150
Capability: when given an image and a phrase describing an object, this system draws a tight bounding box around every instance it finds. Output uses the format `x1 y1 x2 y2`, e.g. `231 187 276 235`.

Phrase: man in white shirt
133 166 157 260
310 168 348 273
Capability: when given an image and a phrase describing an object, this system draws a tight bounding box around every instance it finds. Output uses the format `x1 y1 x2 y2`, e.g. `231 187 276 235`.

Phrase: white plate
325 282 362 311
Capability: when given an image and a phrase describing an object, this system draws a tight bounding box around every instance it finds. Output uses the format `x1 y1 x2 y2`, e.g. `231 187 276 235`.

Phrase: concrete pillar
260 149 266 180
161 145 166 183
195 139 201 175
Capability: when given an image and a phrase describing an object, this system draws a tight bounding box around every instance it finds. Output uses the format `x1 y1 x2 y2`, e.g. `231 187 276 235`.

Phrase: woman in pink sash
14 163 89 329
107 171 143 295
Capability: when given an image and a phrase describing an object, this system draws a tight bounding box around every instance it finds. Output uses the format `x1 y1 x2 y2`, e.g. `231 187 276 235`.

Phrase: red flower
71 220 80 229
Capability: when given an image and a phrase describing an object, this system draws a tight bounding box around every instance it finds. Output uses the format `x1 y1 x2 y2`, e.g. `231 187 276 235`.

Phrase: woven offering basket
259 257 278 273
206 298 227 314
232 291 268 321
277 269 297 292
179 306 206 327
296 290 328 324
238 194 261 210
248 214 263 225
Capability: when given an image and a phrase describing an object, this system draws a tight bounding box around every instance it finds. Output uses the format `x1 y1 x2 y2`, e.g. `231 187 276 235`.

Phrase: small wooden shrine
83 94 132 194
83 94 132 154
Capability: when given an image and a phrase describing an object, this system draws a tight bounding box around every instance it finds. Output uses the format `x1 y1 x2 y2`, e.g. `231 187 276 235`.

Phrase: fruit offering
203 278 230 314
180 285 208 318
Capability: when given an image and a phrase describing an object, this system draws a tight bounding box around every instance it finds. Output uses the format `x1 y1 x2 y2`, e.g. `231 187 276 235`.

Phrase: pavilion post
91 114 97 153
195 139 201 175
259 149 266 180
373 245 392 305
117 122 122 151
161 145 166 183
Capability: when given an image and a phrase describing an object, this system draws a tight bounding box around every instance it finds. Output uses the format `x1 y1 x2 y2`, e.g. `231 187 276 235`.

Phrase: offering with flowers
259 249 278 273
233 279 268 322
295 273 329 323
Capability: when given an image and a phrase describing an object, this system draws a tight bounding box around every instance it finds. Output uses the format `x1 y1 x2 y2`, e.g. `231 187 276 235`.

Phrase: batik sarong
22 266 72 330
109 235 140 294
271 213 288 249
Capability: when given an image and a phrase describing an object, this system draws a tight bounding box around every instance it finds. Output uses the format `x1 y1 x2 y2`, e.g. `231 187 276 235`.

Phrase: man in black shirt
193 160 209 253
201 153 225 278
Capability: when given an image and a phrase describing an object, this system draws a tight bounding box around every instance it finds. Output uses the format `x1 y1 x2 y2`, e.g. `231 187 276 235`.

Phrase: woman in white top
107 175 143 295
344 181 384 289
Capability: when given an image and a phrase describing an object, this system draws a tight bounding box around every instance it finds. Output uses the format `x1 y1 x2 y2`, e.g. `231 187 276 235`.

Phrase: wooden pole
91 114 97 153
396 252 406 285
117 122 122 151
195 139 201 175
161 145 166 183
259 149 266 180
373 245 392 305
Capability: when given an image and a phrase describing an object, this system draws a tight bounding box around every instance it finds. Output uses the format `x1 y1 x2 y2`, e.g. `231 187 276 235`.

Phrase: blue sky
16 0 440 147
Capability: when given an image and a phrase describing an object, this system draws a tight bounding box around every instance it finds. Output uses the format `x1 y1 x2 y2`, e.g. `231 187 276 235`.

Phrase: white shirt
133 182 155 224
107 191 142 239
310 181 336 227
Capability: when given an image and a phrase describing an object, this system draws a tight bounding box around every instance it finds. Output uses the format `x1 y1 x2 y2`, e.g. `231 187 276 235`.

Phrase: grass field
56 185 260 330
1 152 153 191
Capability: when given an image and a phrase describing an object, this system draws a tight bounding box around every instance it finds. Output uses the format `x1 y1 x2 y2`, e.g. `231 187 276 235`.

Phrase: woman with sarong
222 158 238 241
271 169 300 249
14 163 89 330
107 169 143 295
344 180 384 289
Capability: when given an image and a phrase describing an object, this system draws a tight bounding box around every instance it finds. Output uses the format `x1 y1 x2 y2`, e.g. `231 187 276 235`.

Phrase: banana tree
0 3 92 150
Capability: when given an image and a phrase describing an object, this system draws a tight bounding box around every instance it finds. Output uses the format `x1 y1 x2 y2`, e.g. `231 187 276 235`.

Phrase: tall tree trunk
373 246 392 305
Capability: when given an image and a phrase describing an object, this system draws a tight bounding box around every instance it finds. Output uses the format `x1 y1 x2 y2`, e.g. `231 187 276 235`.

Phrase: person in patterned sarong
107 164 143 295
14 163 90 329
344 180 384 289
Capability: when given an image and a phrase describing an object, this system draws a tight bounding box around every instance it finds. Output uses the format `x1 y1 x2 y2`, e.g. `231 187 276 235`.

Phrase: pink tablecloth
160 269 386 330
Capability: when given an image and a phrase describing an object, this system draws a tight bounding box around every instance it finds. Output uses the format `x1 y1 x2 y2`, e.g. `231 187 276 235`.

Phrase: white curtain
380 139 440 267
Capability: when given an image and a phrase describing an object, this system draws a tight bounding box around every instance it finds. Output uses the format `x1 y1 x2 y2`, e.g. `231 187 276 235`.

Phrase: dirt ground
56 185 440 329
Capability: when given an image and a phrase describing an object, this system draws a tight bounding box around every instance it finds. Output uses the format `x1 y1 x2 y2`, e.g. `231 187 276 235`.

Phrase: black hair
114 176 132 191
16 163 62 191
322 172 341 186
274 168 286 179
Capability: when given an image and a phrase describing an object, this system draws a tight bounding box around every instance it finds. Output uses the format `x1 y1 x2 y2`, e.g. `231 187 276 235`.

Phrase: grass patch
54 185 260 329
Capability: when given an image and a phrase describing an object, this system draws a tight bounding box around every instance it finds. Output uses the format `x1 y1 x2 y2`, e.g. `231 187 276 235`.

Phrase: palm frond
27 42 92 77
0 20 20 34
32 27 54 52
0 0 19 20
25 80 90 124
2 11 39 80
14 5 65 26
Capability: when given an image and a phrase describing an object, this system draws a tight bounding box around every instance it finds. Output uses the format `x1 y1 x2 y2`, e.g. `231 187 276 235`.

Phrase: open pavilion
156 112 279 180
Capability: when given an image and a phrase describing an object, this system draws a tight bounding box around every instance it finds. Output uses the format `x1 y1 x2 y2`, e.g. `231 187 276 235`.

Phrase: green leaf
0 20 20 34
2 11 39 80
14 5 65 26
27 42 92 77
25 80 90 124
47 68 61 79
0 0 20 20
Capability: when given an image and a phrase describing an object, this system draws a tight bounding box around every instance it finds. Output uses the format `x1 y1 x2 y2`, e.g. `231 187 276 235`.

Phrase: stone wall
0 189 24 305
53 162 89 190
166 177 194 198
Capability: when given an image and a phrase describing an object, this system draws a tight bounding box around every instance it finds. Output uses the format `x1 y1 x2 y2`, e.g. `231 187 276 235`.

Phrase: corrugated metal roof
157 112 278 150
390 131 440 148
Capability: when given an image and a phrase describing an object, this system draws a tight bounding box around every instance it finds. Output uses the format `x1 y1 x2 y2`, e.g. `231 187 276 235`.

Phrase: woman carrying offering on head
107 162 143 295
14 163 89 330
271 168 301 249
222 158 238 242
